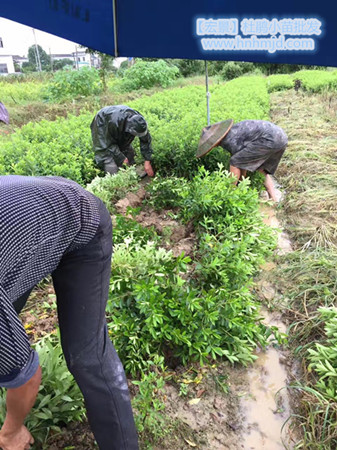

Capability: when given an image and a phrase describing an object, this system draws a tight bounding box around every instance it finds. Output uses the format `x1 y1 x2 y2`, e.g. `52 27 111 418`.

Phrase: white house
72 50 91 68
13 55 28 69
0 35 16 74
0 55 15 74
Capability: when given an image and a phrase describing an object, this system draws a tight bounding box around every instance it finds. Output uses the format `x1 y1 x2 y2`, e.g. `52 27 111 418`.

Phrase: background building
0 36 16 74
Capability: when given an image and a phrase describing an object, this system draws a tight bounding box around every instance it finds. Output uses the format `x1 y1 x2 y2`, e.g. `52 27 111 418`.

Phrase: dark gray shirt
221 120 288 155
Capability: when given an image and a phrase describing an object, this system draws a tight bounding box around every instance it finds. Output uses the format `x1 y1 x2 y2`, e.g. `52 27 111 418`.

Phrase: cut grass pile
272 90 337 249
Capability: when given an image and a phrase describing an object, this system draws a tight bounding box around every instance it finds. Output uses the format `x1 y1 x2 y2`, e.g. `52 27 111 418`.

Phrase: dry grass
271 90 337 249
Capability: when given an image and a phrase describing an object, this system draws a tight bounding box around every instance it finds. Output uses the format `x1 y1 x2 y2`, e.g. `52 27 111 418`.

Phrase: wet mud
238 201 294 450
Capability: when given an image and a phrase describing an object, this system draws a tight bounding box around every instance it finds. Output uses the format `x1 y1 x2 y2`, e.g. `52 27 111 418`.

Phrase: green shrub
86 167 139 212
107 167 278 376
307 307 337 401
130 76 270 178
145 175 191 210
170 59 204 77
113 214 159 247
220 61 255 80
108 241 273 375
120 60 179 91
266 74 293 92
148 166 275 284
0 76 269 182
292 70 337 92
44 67 102 101
132 355 167 443
0 81 45 105
0 334 85 445
0 113 97 185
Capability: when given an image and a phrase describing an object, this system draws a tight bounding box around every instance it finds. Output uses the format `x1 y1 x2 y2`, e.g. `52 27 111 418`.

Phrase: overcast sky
0 17 79 56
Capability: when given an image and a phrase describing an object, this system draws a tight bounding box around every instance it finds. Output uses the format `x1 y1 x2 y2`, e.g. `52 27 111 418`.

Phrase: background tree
27 45 51 71
22 61 36 73
52 58 74 71
81 47 114 92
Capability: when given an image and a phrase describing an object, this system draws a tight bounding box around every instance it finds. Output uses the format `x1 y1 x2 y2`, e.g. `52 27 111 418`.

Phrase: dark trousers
103 146 135 175
14 200 139 450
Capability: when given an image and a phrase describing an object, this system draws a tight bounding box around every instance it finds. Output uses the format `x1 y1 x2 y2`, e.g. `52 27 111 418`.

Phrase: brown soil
158 365 245 450
115 187 147 215
115 187 197 258
45 421 96 449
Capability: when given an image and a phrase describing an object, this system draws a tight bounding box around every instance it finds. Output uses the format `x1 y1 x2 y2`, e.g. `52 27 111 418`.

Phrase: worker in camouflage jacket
90 105 154 176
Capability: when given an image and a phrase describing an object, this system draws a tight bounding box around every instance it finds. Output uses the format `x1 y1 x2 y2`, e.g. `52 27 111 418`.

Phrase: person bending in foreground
91 105 154 177
220 119 288 202
0 175 138 450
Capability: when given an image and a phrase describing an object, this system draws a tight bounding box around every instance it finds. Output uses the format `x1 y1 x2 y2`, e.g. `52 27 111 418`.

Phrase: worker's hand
123 158 129 166
0 425 34 450
144 161 154 177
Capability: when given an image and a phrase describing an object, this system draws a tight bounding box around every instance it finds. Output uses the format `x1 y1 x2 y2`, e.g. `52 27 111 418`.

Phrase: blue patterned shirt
0 176 100 388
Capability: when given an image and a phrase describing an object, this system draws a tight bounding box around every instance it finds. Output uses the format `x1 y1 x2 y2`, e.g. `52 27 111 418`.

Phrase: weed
132 356 169 446
0 333 85 445
43 67 103 102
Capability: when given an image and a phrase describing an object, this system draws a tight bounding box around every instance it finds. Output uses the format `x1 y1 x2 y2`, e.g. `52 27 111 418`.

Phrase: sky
0 17 79 56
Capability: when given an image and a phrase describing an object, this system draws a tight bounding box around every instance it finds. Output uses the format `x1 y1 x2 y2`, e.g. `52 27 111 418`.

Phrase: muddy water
240 202 293 450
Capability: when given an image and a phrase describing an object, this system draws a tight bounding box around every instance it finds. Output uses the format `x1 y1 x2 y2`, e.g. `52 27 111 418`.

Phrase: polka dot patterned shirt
0 176 100 388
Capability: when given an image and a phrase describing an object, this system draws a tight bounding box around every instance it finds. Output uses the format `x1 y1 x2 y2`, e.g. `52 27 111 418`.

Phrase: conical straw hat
196 119 233 158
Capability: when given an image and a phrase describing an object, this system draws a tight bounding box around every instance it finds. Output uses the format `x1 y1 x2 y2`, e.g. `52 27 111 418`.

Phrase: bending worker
0 175 138 450
91 105 154 177
197 119 288 202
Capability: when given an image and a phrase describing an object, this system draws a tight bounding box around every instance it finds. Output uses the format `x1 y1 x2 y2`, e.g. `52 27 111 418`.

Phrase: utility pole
32 28 42 71
49 48 53 71
205 60 211 126
75 45 79 70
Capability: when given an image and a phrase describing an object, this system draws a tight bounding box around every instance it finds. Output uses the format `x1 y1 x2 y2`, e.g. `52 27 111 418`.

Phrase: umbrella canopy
1 1 336 66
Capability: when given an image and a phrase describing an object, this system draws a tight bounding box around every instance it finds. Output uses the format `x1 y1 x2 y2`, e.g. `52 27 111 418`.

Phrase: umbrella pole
205 60 210 126
112 0 118 56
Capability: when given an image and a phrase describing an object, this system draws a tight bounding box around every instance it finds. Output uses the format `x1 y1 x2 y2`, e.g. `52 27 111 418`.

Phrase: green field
1 63 336 449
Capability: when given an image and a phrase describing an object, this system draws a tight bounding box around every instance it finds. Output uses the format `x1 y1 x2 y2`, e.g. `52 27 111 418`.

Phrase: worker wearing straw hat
197 119 288 202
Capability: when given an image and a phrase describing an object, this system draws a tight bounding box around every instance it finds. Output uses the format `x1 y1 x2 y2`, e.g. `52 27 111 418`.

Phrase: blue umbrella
1 1 335 125
1 1 335 66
